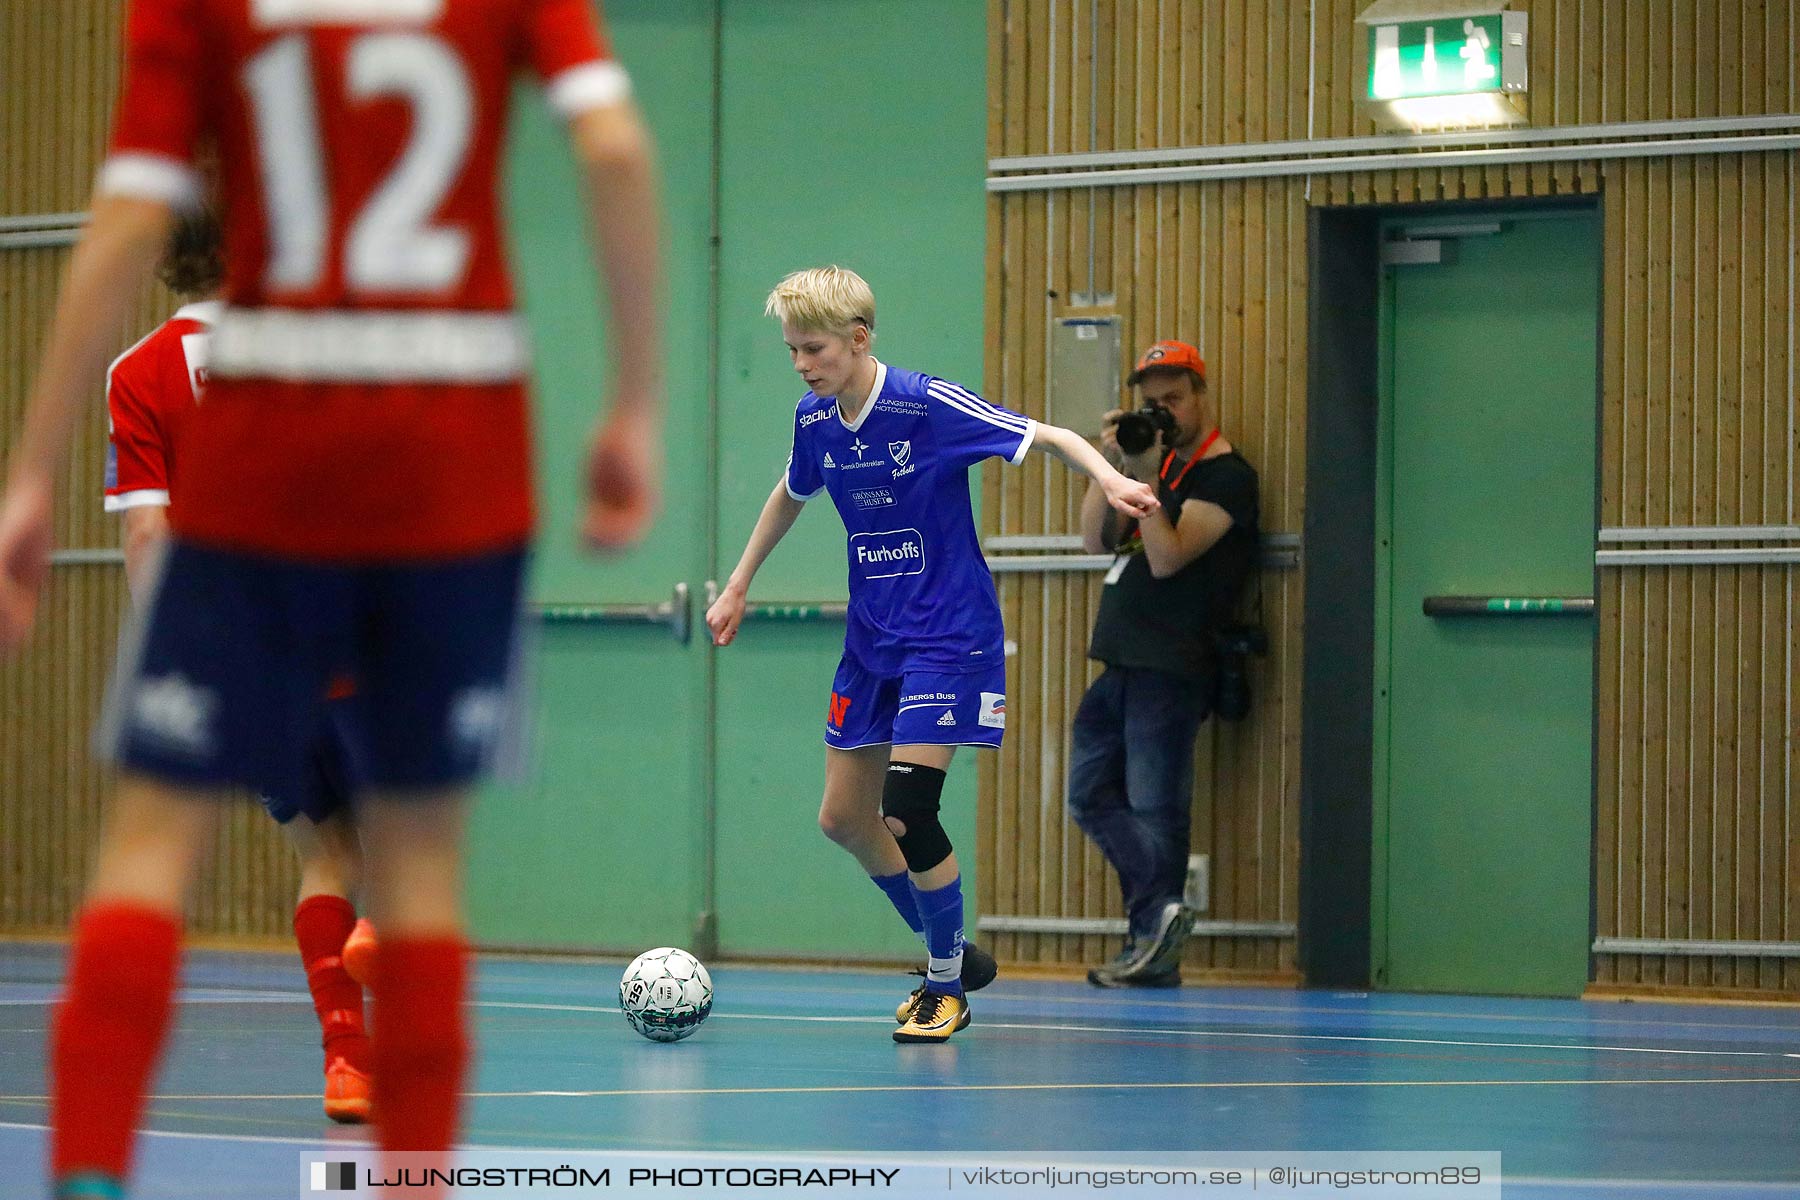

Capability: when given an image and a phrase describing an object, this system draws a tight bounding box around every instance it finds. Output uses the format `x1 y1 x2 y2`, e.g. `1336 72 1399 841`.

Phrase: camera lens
1115 410 1157 455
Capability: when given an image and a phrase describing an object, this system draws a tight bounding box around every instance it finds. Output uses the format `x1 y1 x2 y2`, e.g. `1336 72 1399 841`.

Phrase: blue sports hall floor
1 942 1796 1198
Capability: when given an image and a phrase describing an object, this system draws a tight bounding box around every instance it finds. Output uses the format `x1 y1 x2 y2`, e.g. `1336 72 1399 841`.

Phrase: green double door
464 1 987 960
1374 209 1600 997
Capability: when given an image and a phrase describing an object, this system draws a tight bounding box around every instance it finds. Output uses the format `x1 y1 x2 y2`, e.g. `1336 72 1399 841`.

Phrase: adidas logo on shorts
936 710 957 727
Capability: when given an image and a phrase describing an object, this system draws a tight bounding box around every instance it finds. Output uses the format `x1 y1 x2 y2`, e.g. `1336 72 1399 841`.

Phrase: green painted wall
468 1 987 958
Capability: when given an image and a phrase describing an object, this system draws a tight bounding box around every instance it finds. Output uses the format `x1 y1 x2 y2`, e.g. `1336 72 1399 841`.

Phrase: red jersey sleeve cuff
96 154 202 210
546 61 633 118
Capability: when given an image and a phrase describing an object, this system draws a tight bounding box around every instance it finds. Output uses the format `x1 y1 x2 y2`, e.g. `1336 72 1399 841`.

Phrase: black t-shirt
1088 448 1260 678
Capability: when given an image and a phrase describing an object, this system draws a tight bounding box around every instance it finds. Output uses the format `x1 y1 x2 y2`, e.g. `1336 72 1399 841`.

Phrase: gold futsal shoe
893 989 970 1043
896 940 997 1023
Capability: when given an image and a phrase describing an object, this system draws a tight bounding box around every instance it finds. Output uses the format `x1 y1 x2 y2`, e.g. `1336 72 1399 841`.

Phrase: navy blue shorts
100 539 528 800
258 699 363 825
823 655 1008 751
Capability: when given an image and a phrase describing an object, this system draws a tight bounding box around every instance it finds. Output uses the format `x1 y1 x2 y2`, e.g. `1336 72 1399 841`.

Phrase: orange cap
1127 340 1205 386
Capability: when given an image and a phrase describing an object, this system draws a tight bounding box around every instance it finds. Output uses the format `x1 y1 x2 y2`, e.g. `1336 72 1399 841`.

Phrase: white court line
0 1119 344 1148
2 1075 1799 1106
0 990 1791 1059
481 1002 1794 1059
10 967 1800 1033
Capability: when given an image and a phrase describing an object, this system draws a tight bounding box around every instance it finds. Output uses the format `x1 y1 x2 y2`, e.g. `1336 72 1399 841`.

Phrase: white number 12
244 31 473 294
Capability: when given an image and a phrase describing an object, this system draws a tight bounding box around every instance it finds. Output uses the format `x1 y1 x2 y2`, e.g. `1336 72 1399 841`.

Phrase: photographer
1068 340 1261 988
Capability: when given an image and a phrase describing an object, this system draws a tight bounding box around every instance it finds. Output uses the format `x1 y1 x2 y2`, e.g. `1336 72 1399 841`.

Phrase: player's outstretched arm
570 100 665 550
706 480 807 647
1029 422 1158 519
0 195 173 651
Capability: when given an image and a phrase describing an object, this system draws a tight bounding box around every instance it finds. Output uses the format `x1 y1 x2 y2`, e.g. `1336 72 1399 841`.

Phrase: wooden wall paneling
1613 173 1634 980
1771 0 1795 111
1536 0 1562 193
1668 155 1699 986
1772 152 1797 994
1094 1 1117 280
1232 175 1268 969
1728 555 1757 991
1220 0 1243 145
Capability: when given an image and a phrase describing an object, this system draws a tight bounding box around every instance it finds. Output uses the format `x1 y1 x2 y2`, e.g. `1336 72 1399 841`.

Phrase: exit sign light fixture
1357 1 1528 131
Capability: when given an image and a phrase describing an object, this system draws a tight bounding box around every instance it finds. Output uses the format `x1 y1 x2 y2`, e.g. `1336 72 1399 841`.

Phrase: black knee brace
882 761 951 873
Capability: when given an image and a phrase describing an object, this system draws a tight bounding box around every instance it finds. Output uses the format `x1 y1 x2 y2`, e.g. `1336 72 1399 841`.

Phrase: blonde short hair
764 266 876 337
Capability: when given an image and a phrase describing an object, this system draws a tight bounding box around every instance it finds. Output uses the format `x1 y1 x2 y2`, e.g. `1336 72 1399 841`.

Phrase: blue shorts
824 655 1008 750
100 539 528 800
258 699 363 825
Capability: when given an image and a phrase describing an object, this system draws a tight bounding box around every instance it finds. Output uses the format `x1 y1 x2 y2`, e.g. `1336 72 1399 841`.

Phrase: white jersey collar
173 300 224 326
836 359 887 433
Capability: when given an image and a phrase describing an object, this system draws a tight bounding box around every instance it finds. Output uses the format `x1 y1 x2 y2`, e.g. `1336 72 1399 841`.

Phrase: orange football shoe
323 1056 373 1125
341 918 378 988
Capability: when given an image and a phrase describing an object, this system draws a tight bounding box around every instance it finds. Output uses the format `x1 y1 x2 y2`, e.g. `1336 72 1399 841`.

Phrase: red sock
49 902 182 1182
373 937 468 1154
293 894 371 1073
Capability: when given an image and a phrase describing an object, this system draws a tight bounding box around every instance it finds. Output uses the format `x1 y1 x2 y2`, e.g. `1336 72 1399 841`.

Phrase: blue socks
910 876 966 995
871 870 925 939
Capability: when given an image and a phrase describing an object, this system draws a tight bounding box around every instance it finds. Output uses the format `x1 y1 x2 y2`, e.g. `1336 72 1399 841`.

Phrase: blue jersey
785 361 1035 676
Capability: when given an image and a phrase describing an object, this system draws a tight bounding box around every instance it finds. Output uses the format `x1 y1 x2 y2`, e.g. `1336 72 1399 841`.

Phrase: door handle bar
1422 595 1594 617
535 582 691 643
702 580 848 622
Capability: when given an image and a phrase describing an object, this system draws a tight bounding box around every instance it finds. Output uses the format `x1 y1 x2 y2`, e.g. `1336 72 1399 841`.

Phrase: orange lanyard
1159 428 1220 493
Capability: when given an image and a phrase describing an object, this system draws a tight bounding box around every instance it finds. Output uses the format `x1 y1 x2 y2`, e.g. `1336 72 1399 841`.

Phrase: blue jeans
1067 665 1211 941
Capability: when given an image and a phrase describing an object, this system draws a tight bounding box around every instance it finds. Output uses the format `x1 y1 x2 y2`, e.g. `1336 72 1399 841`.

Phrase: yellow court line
2 1075 1798 1105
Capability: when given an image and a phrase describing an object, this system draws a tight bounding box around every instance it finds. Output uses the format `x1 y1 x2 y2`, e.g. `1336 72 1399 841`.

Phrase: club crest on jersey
889 440 915 477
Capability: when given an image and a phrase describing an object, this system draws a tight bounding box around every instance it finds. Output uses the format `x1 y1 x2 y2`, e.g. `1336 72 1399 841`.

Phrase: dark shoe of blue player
896 939 997 1022
893 988 971 1043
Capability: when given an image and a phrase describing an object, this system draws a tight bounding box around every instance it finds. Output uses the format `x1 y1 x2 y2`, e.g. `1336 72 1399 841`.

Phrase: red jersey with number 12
102 0 630 559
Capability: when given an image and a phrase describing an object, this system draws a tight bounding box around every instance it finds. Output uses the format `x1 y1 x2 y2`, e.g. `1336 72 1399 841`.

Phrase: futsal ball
619 947 713 1042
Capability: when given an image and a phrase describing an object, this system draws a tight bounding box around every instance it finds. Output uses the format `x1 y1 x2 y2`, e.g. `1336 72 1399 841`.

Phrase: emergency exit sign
1368 13 1525 100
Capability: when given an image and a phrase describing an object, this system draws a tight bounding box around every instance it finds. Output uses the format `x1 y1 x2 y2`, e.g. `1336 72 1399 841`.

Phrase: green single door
465 1 991 959
1373 209 1599 997
708 0 989 959
465 3 717 953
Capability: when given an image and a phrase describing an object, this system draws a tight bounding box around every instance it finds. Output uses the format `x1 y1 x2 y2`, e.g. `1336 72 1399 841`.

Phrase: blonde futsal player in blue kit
707 267 1157 1042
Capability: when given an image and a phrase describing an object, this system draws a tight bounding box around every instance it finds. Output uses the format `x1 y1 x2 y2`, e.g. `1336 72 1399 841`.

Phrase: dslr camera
1210 623 1268 722
1113 404 1177 455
